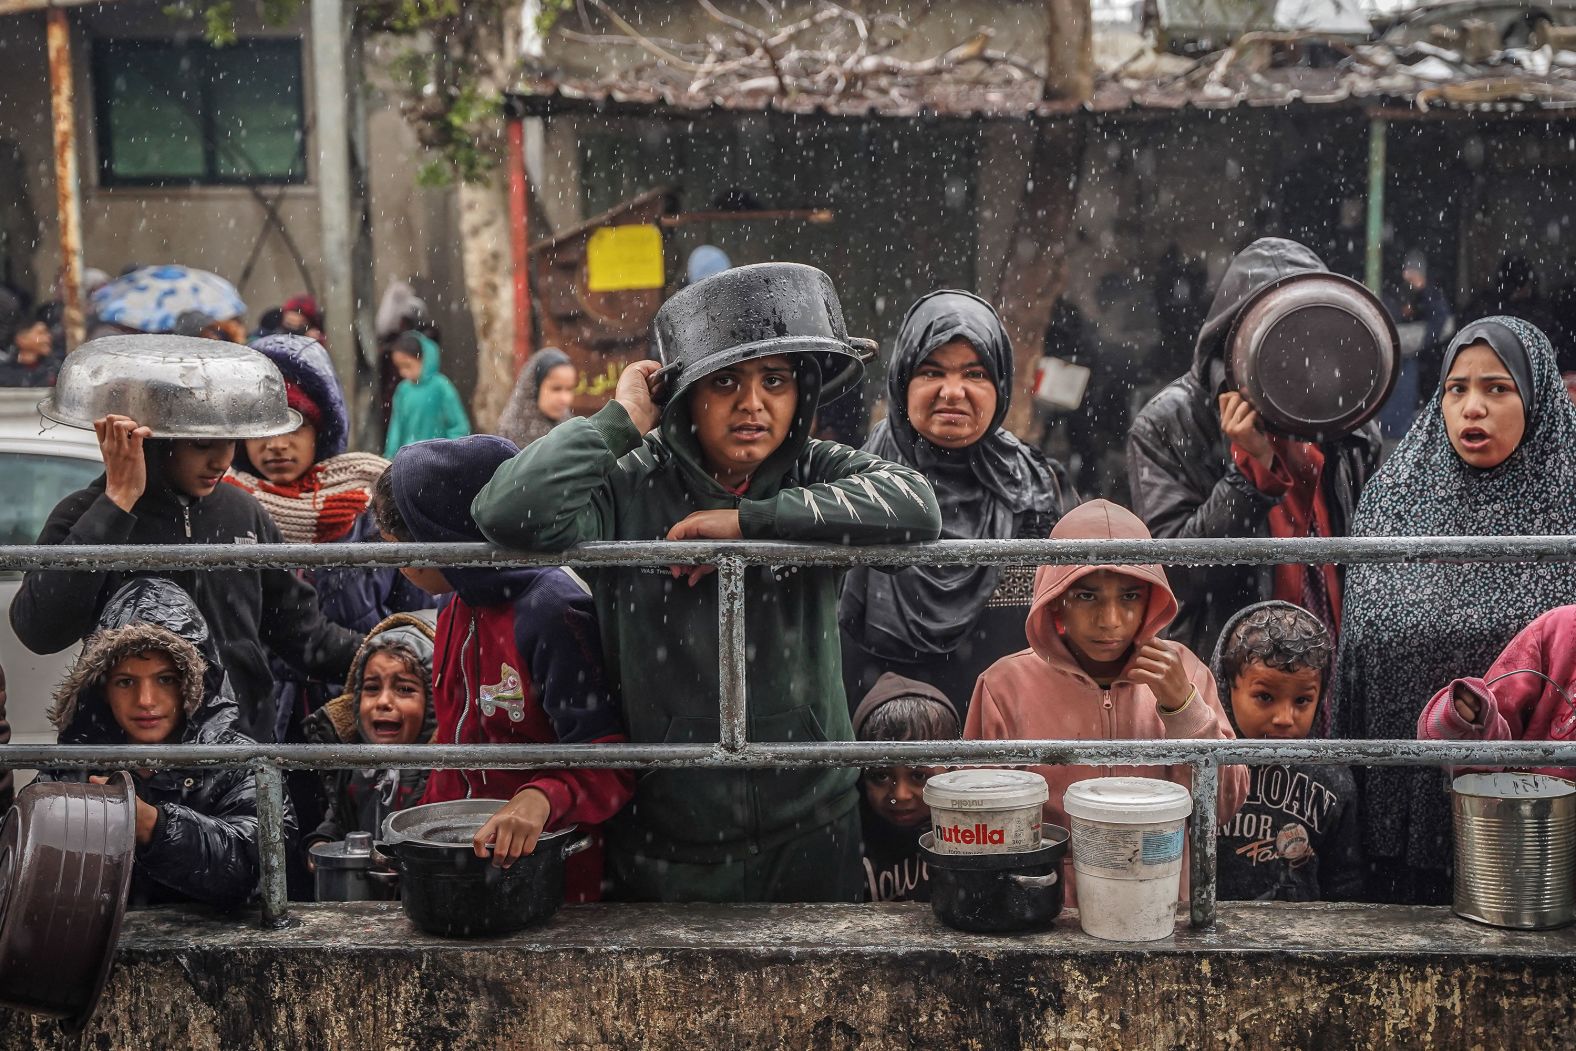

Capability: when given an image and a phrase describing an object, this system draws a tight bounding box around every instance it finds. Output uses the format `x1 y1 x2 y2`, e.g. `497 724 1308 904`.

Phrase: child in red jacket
373 436 633 900
1418 603 1576 780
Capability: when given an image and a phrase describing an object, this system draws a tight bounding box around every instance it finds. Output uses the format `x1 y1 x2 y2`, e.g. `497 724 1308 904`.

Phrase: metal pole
508 116 532 372
1365 117 1388 291
46 8 85 351
310 0 357 431
254 763 290 928
11 737 1574 772
1189 761 1219 930
717 557 748 752
15 533 1576 574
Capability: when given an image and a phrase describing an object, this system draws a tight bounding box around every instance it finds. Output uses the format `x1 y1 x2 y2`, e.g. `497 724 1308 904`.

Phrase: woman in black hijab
839 290 1077 713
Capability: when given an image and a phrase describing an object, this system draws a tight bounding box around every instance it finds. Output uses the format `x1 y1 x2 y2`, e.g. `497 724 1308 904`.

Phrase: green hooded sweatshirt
384 332 471 458
472 364 942 867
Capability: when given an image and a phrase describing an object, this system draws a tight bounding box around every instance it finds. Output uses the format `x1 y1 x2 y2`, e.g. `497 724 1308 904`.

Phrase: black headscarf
1336 315 1576 870
839 290 1073 659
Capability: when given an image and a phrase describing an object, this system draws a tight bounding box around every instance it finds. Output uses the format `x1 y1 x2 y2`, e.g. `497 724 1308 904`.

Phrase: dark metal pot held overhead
649 262 875 405
1226 271 1400 441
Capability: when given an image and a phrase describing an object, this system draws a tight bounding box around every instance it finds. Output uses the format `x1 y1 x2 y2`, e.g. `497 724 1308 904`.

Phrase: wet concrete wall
4 902 1571 1049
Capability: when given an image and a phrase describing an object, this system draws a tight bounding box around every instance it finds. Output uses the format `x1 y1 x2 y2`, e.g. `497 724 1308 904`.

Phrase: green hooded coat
472 365 942 880
384 332 471 458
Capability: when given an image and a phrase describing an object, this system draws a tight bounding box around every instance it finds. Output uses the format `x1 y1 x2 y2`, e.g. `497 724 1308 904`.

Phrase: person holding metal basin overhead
8 335 362 743
1127 238 1395 658
839 290 1078 717
471 263 942 904
1337 316 1576 906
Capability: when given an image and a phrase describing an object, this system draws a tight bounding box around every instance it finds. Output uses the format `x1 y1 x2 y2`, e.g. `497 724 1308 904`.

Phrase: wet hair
860 696 960 743
371 466 409 541
1220 605 1332 687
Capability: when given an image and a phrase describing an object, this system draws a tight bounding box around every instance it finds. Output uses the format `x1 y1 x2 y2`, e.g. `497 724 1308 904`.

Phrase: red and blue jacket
424 564 633 898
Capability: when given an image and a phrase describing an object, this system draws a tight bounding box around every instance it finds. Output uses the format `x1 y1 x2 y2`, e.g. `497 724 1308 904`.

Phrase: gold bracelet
1159 684 1197 717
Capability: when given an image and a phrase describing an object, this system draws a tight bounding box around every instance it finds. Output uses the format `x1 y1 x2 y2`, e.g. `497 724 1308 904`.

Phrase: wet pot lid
922 769 1049 811
382 799 504 847
1226 272 1399 441
1452 772 1576 799
1063 776 1193 824
310 831 376 870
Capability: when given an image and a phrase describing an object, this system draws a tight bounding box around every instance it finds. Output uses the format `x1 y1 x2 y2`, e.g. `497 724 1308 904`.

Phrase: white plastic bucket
1064 776 1193 941
922 769 1048 855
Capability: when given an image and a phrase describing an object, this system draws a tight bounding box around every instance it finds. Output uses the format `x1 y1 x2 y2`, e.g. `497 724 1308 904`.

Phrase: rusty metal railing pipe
8 534 1576 573
253 763 290 929
8 739 1576 772
717 557 748 753
1189 761 1220 929
14 535 1576 928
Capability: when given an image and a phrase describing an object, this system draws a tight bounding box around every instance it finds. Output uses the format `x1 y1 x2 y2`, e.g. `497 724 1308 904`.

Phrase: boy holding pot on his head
472 264 942 903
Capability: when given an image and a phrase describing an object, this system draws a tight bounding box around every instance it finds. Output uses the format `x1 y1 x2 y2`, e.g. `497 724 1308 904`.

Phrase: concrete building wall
0 4 475 399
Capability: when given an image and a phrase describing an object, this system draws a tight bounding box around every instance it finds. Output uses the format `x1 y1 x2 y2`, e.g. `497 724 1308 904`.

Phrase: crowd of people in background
1 234 1573 918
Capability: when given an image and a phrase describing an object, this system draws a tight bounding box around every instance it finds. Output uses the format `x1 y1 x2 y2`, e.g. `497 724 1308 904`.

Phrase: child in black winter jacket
37 578 289 911
10 411 361 742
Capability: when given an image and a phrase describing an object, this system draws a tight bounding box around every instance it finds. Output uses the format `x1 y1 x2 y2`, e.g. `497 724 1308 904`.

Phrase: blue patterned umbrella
90 265 247 333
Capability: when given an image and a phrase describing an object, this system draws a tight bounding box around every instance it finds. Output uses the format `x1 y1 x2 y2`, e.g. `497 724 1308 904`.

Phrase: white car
0 389 103 759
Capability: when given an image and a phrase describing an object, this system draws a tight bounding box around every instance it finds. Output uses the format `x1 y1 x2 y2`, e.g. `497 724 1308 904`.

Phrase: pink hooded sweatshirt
1417 603 1576 779
965 499 1248 905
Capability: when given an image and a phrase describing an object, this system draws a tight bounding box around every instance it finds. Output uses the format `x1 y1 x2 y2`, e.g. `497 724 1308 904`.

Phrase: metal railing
6 535 1576 931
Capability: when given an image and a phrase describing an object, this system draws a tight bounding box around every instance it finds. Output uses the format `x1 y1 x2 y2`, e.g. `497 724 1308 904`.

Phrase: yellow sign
586 224 665 293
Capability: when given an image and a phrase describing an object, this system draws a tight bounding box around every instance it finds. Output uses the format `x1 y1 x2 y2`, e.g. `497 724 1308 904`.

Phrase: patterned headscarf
1335 315 1576 869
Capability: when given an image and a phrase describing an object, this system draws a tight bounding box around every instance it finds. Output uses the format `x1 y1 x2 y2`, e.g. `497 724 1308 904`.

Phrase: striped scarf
225 452 388 544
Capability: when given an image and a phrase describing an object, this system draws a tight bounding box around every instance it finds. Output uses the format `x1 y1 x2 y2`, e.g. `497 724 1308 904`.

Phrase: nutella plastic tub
922 770 1048 855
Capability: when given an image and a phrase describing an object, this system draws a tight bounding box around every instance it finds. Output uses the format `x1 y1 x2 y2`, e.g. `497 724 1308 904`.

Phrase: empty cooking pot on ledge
1226 271 1399 441
380 800 591 938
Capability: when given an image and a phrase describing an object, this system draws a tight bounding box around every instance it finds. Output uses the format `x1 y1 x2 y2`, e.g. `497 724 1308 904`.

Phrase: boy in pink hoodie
1417 604 1576 779
965 499 1248 904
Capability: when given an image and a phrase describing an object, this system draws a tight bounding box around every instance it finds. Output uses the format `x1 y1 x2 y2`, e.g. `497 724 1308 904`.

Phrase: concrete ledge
6 902 1573 1049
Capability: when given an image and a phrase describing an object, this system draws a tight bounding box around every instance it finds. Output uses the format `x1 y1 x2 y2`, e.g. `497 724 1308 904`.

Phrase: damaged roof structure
510 0 1576 117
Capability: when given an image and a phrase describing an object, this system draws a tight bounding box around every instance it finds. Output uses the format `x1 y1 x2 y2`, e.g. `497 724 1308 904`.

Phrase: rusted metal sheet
45 7 84 351
527 184 673 414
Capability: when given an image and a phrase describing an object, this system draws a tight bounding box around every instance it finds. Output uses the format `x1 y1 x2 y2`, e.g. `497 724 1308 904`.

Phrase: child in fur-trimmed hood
302 611 438 852
37 578 289 911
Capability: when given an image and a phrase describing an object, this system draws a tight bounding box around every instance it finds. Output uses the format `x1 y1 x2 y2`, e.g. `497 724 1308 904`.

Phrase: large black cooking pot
650 262 876 404
380 800 589 938
1226 271 1399 441
920 826 1068 934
